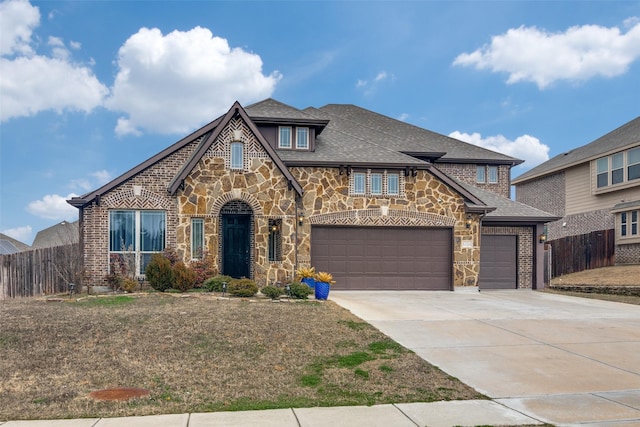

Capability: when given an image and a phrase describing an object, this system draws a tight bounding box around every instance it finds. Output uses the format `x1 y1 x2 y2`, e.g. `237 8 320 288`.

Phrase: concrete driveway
331 289 640 426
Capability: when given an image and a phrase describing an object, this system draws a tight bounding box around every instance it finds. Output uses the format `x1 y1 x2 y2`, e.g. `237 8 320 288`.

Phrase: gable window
191 218 204 259
621 211 638 237
476 166 486 183
353 172 366 195
296 127 309 149
371 173 382 195
109 210 166 275
596 147 640 189
488 166 498 184
278 126 292 148
387 173 399 195
231 141 243 170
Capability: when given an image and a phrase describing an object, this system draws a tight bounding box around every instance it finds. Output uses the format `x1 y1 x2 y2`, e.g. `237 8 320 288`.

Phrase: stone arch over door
210 191 263 217
219 200 254 279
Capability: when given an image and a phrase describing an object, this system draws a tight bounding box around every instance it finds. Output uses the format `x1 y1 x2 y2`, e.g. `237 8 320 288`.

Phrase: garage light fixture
465 215 472 229
298 212 305 226
539 234 547 243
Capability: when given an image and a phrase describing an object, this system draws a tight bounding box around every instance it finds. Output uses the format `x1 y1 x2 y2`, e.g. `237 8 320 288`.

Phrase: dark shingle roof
457 181 560 222
32 221 79 249
246 98 315 120
513 116 640 184
316 104 522 164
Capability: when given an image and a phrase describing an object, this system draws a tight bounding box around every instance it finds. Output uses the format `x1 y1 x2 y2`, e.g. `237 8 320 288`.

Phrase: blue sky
1 0 639 244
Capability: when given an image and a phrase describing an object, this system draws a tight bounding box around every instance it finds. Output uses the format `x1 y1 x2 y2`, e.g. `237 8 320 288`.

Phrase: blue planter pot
301 277 316 290
315 281 330 300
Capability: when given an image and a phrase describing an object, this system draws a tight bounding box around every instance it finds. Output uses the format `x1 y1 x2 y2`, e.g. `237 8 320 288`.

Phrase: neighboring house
0 233 31 254
31 220 79 249
513 116 640 265
68 99 557 290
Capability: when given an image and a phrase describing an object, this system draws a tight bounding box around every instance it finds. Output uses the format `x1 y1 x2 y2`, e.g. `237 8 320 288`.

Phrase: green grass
336 351 374 368
368 340 403 354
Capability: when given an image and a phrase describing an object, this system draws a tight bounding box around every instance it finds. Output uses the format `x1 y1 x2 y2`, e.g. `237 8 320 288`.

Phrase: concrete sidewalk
331 289 640 426
0 400 542 426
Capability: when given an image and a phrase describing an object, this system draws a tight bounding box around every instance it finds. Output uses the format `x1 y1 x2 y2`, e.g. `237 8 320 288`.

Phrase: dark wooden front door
222 214 250 278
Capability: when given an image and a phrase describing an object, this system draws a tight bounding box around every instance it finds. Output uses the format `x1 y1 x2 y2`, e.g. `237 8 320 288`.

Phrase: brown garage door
311 226 452 290
479 235 517 289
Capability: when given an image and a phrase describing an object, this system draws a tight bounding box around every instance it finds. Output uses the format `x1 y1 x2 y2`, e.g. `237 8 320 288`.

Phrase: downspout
294 194 300 281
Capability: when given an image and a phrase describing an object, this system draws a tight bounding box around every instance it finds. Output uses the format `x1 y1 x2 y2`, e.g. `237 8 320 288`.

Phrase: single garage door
479 235 517 289
311 226 452 290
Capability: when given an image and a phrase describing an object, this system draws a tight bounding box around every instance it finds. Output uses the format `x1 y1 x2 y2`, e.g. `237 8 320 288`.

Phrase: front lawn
0 293 483 420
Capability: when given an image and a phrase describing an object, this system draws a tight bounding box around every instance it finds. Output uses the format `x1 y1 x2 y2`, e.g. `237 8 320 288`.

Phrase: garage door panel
311 226 452 290
480 235 517 289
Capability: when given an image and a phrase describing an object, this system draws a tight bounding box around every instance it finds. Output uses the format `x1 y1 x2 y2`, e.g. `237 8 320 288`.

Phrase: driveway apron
330 289 640 426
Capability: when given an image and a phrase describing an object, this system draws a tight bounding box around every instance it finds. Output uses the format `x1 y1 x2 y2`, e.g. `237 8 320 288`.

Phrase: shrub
121 277 138 293
315 271 335 284
145 253 175 292
228 278 258 297
190 252 216 288
173 261 197 292
203 275 233 292
261 285 284 300
163 247 180 266
289 282 313 299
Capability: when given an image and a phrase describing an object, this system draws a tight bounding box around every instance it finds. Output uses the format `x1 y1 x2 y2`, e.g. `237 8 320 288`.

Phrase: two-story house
68 99 557 291
513 116 640 267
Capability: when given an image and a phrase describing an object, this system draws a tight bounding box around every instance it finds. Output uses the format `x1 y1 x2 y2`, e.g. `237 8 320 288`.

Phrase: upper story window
231 141 244 170
596 147 640 189
353 172 366 195
278 127 292 148
476 165 498 184
296 127 309 149
350 170 403 197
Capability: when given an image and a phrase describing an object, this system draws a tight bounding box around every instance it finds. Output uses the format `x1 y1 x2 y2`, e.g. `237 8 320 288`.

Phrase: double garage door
311 226 452 290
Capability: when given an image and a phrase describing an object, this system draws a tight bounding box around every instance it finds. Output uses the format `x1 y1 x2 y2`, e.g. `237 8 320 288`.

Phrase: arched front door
220 201 252 278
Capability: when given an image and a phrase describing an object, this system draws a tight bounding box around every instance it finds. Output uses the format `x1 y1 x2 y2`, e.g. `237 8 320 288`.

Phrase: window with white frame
387 173 399 195
109 210 166 275
621 210 638 237
231 141 243 169
191 218 204 259
370 173 382 195
476 166 486 183
353 172 366 195
268 219 282 262
278 126 292 148
488 166 498 183
350 170 402 196
596 147 640 189
296 127 309 149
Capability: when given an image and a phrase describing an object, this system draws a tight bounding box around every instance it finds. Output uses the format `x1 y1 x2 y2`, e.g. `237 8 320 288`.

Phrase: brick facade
435 163 511 198
616 243 640 264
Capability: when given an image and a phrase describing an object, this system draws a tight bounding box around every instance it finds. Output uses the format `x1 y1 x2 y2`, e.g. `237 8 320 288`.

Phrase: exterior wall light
465 215 473 229
298 212 305 226
539 234 547 243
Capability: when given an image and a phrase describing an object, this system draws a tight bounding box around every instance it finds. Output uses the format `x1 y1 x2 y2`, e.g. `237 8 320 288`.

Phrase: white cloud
397 113 409 122
0 0 108 122
1 56 109 121
0 0 39 56
69 170 112 191
453 19 640 88
355 70 395 95
2 225 32 243
27 193 79 220
449 131 550 170
106 26 281 136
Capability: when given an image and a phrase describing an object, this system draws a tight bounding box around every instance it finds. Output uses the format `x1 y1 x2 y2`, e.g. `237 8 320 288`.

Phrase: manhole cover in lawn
89 387 150 401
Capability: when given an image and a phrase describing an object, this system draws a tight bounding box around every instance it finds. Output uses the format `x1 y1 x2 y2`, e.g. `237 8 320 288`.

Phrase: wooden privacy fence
550 229 615 278
0 244 79 299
